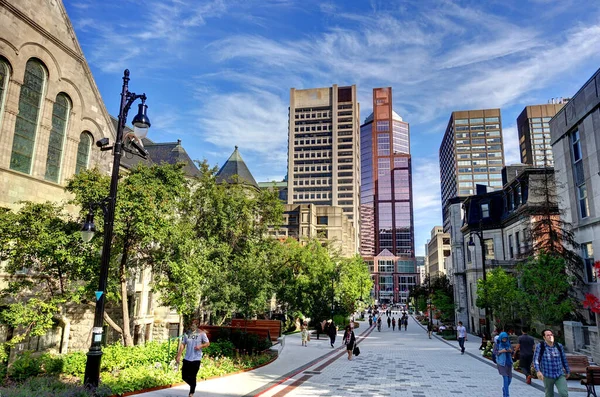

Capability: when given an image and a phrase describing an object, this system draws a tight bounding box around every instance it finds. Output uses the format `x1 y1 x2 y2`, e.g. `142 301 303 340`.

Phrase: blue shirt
534 342 570 379
182 331 209 362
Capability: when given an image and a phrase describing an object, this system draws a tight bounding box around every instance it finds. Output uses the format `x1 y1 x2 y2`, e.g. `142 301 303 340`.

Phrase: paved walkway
138 315 590 397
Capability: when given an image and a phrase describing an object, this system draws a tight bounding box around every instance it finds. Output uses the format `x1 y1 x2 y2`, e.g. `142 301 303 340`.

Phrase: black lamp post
331 276 335 318
428 274 433 326
468 226 491 339
80 69 150 388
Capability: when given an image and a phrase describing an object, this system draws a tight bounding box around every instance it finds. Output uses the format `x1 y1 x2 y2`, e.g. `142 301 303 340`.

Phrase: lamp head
468 237 475 254
80 212 96 243
131 102 150 139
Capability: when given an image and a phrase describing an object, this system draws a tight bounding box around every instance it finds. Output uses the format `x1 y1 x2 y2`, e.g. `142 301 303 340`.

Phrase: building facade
517 102 566 167
439 109 505 230
287 85 360 246
427 226 451 276
551 68 600 300
359 87 417 304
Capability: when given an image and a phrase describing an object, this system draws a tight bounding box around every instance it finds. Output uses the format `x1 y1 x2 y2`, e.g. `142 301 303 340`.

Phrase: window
571 130 589 218
481 203 489 218
45 93 71 182
317 216 328 225
583 243 596 283
11 59 47 174
0 58 9 128
484 239 494 260
508 235 514 259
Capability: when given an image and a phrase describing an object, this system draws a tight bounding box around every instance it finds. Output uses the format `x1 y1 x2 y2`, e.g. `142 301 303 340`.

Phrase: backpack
491 342 498 364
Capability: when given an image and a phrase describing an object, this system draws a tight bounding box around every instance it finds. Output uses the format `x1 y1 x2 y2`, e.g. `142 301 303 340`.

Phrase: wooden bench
581 366 600 397
567 355 590 377
199 325 272 343
231 319 281 342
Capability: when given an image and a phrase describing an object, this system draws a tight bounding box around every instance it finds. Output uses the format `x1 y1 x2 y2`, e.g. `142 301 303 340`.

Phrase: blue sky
63 0 600 256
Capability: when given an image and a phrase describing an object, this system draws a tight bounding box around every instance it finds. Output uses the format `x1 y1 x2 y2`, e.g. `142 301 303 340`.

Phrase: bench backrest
566 355 590 371
587 366 600 385
231 319 281 339
198 325 272 342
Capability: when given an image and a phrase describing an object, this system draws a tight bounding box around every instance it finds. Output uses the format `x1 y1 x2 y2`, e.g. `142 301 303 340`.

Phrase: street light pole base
83 349 103 388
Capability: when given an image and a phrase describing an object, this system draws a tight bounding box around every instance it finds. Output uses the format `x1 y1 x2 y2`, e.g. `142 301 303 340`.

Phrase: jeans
458 337 465 353
502 375 512 397
182 359 201 394
543 375 568 397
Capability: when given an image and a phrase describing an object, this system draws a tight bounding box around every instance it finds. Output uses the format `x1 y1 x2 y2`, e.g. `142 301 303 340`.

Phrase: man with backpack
533 329 570 397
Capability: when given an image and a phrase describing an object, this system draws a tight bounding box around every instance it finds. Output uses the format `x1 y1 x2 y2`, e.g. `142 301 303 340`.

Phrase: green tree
66 163 189 346
519 252 575 325
476 267 520 330
0 202 96 352
336 255 373 316
181 161 284 324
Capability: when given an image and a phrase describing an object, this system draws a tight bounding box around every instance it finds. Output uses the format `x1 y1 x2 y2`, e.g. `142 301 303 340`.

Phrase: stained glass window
0 59 8 122
11 59 46 174
45 93 71 182
75 132 92 174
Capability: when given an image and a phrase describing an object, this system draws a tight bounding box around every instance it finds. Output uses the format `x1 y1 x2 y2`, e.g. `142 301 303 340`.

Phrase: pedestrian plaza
139 315 590 397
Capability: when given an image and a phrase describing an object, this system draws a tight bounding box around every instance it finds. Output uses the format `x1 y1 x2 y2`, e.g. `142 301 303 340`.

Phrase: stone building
0 0 194 353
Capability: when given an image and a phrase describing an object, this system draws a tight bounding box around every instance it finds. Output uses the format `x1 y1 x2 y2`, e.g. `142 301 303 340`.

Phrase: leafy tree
476 267 520 330
518 252 575 325
180 161 284 324
0 202 96 351
66 163 189 346
336 255 373 316
410 274 454 321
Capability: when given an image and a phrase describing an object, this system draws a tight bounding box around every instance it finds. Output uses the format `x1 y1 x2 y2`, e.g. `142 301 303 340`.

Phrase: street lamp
468 227 492 340
80 69 150 388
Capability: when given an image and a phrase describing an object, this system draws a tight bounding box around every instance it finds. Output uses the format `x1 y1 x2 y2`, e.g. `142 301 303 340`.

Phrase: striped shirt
533 342 570 379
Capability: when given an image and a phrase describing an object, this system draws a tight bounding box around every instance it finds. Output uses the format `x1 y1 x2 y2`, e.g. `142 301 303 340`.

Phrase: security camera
96 138 110 147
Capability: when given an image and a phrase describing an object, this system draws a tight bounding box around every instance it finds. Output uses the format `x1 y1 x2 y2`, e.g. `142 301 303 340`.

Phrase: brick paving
138 315 590 397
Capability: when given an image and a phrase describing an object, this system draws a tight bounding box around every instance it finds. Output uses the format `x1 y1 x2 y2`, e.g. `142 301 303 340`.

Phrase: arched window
45 93 71 182
11 59 47 174
75 132 92 174
0 58 9 128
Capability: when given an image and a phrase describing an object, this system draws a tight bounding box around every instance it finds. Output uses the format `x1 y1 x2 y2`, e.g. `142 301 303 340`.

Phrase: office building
360 87 417 304
287 85 360 246
517 102 566 167
439 109 505 229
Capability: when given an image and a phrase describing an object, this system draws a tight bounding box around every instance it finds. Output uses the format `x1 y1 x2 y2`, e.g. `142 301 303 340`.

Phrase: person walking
494 332 513 397
427 321 433 339
175 321 210 397
327 320 337 348
402 313 408 331
534 329 570 397
377 316 382 332
342 325 356 360
387 316 391 328
368 315 373 327
457 321 467 355
391 317 396 331
301 321 309 347
515 327 535 384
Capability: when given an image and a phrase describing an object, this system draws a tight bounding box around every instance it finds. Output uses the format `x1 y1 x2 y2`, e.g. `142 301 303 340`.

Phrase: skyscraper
439 109 505 229
516 102 566 167
287 85 360 243
360 87 416 305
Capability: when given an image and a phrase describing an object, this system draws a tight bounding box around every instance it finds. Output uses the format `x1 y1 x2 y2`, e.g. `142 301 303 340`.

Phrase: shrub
0 376 112 397
62 351 86 377
40 353 64 375
8 351 42 381
204 340 235 358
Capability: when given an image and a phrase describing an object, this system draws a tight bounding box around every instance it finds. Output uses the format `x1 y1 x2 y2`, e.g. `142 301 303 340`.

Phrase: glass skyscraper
360 87 416 305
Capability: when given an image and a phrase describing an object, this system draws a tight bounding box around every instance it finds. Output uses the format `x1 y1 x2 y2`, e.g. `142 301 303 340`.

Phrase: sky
62 0 600 256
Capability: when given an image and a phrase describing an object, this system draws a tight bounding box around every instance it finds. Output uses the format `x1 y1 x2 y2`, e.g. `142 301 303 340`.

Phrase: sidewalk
137 325 356 397
138 316 591 397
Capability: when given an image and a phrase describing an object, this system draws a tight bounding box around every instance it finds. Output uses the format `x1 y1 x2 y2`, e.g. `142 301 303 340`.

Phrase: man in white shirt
176 321 210 397
457 321 467 355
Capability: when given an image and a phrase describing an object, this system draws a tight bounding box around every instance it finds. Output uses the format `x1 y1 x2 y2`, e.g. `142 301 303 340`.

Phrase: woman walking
301 321 309 347
343 325 356 360
391 317 396 331
495 332 514 397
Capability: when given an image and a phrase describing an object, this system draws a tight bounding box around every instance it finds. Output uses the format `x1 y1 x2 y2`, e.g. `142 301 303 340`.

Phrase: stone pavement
137 315 591 397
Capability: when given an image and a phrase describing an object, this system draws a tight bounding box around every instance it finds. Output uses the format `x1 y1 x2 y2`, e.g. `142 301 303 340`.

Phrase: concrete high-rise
517 102 566 167
439 109 505 229
360 87 417 305
427 226 450 276
287 85 360 245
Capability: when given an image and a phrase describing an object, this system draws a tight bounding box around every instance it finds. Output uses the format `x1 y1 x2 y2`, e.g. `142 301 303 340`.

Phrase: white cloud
502 124 521 165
